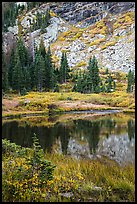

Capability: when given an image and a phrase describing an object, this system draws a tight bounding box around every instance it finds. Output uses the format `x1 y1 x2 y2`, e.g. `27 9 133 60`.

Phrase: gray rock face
51 2 135 28
25 16 69 49
99 30 135 72
69 40 86 52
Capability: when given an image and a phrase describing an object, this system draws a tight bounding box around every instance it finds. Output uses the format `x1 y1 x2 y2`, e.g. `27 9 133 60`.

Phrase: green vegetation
30 8 51 33
2 136 135 202
59 52 71 83
2 3 21 32
126 69 135 93
2 4 135 202
73 56 116 94
2 135 55 202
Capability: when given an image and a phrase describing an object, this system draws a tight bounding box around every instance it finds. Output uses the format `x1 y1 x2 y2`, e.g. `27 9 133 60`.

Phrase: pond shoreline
2 108 124 120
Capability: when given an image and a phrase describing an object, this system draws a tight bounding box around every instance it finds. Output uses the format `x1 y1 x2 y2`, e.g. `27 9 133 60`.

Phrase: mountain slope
2 2 135 73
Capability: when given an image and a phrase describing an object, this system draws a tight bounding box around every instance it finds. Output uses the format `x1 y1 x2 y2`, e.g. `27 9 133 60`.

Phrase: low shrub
2 135 56 202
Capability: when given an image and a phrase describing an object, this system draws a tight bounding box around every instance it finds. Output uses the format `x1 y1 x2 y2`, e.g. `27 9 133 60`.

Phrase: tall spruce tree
12 49 23 93
2 49 8 93
87 56 100 93
8 47 15 88
39 37 46 58
127 69 135 92
106 74 113 93
38 55 45 92
44 46 55 91
59 52 70 83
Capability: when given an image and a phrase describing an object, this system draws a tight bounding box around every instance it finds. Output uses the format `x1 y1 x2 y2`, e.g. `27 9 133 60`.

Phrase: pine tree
43 46 56 91
87 56 100 93
113 80 116 91
34 49 44 92
12 49 23 93
73 70 84 93
38 55 45 92
106 74 113 93
105 68 109 74
59 52 70 83
59 52 65 83
15 38 32 91
39 37 46 58
100 80 106 92
127 69 135 93
2 49 9 93
8 48 15 87
64 52 70 81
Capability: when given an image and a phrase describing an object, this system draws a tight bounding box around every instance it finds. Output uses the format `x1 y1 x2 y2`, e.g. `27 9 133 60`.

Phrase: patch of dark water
2 112 135 165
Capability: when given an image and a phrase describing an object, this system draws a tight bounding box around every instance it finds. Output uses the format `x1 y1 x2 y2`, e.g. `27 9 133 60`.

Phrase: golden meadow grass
2 142 135 202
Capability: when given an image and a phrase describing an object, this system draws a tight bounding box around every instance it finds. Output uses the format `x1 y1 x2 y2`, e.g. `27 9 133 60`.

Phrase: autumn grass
2 87 135 119
48 153 135 202
2 70 134 118
2 140 135 202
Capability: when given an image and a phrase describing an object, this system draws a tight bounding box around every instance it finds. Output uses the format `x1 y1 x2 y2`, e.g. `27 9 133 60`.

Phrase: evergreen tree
100 80 106 92
113 80 116 91
34 49 44 92
38 55 45 92
105 68 109 75
17 38 30 67
59 52 70 83
127 119 135 141
44 46 53 90
87 56 100 93
106 74 113 93
23 66 31 91
127 69 135 92
2 49 8 92
39 37 46 59
29 62 35 90
8 48 15 87
12 49 23 93
64 52 70 80
59 52 65 83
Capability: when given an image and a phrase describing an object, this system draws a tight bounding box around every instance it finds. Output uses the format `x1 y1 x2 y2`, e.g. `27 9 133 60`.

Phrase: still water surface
2 112 135 165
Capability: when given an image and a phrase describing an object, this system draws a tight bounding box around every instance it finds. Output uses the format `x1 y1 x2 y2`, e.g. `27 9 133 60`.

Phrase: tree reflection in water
2 115 135 156
127 119 135 141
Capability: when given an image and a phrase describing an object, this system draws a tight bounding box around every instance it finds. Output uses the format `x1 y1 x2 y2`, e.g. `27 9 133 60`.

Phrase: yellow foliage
96 20 105 29
101 41 116 50
90 38 106 46
76 61 87 67
58 37 65 41
52 55 60 63
50 10 57 17
113 11 135 29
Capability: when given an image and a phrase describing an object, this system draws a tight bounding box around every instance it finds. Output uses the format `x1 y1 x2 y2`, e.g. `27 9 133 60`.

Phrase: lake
2 112 135 165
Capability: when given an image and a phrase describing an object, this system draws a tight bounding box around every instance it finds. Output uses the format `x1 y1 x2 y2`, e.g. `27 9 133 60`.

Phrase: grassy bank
2 139 135 202
2 90 135 118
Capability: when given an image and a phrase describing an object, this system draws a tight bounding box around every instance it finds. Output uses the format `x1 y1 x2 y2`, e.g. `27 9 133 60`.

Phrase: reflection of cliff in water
2 115 135 164
97 134 135 165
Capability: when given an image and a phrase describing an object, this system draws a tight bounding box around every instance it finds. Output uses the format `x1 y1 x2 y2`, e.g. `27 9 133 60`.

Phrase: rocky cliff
2 2 135 73
50 2 135 27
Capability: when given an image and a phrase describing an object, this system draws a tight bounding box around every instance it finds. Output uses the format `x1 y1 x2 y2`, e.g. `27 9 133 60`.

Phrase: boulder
8 26 18 35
